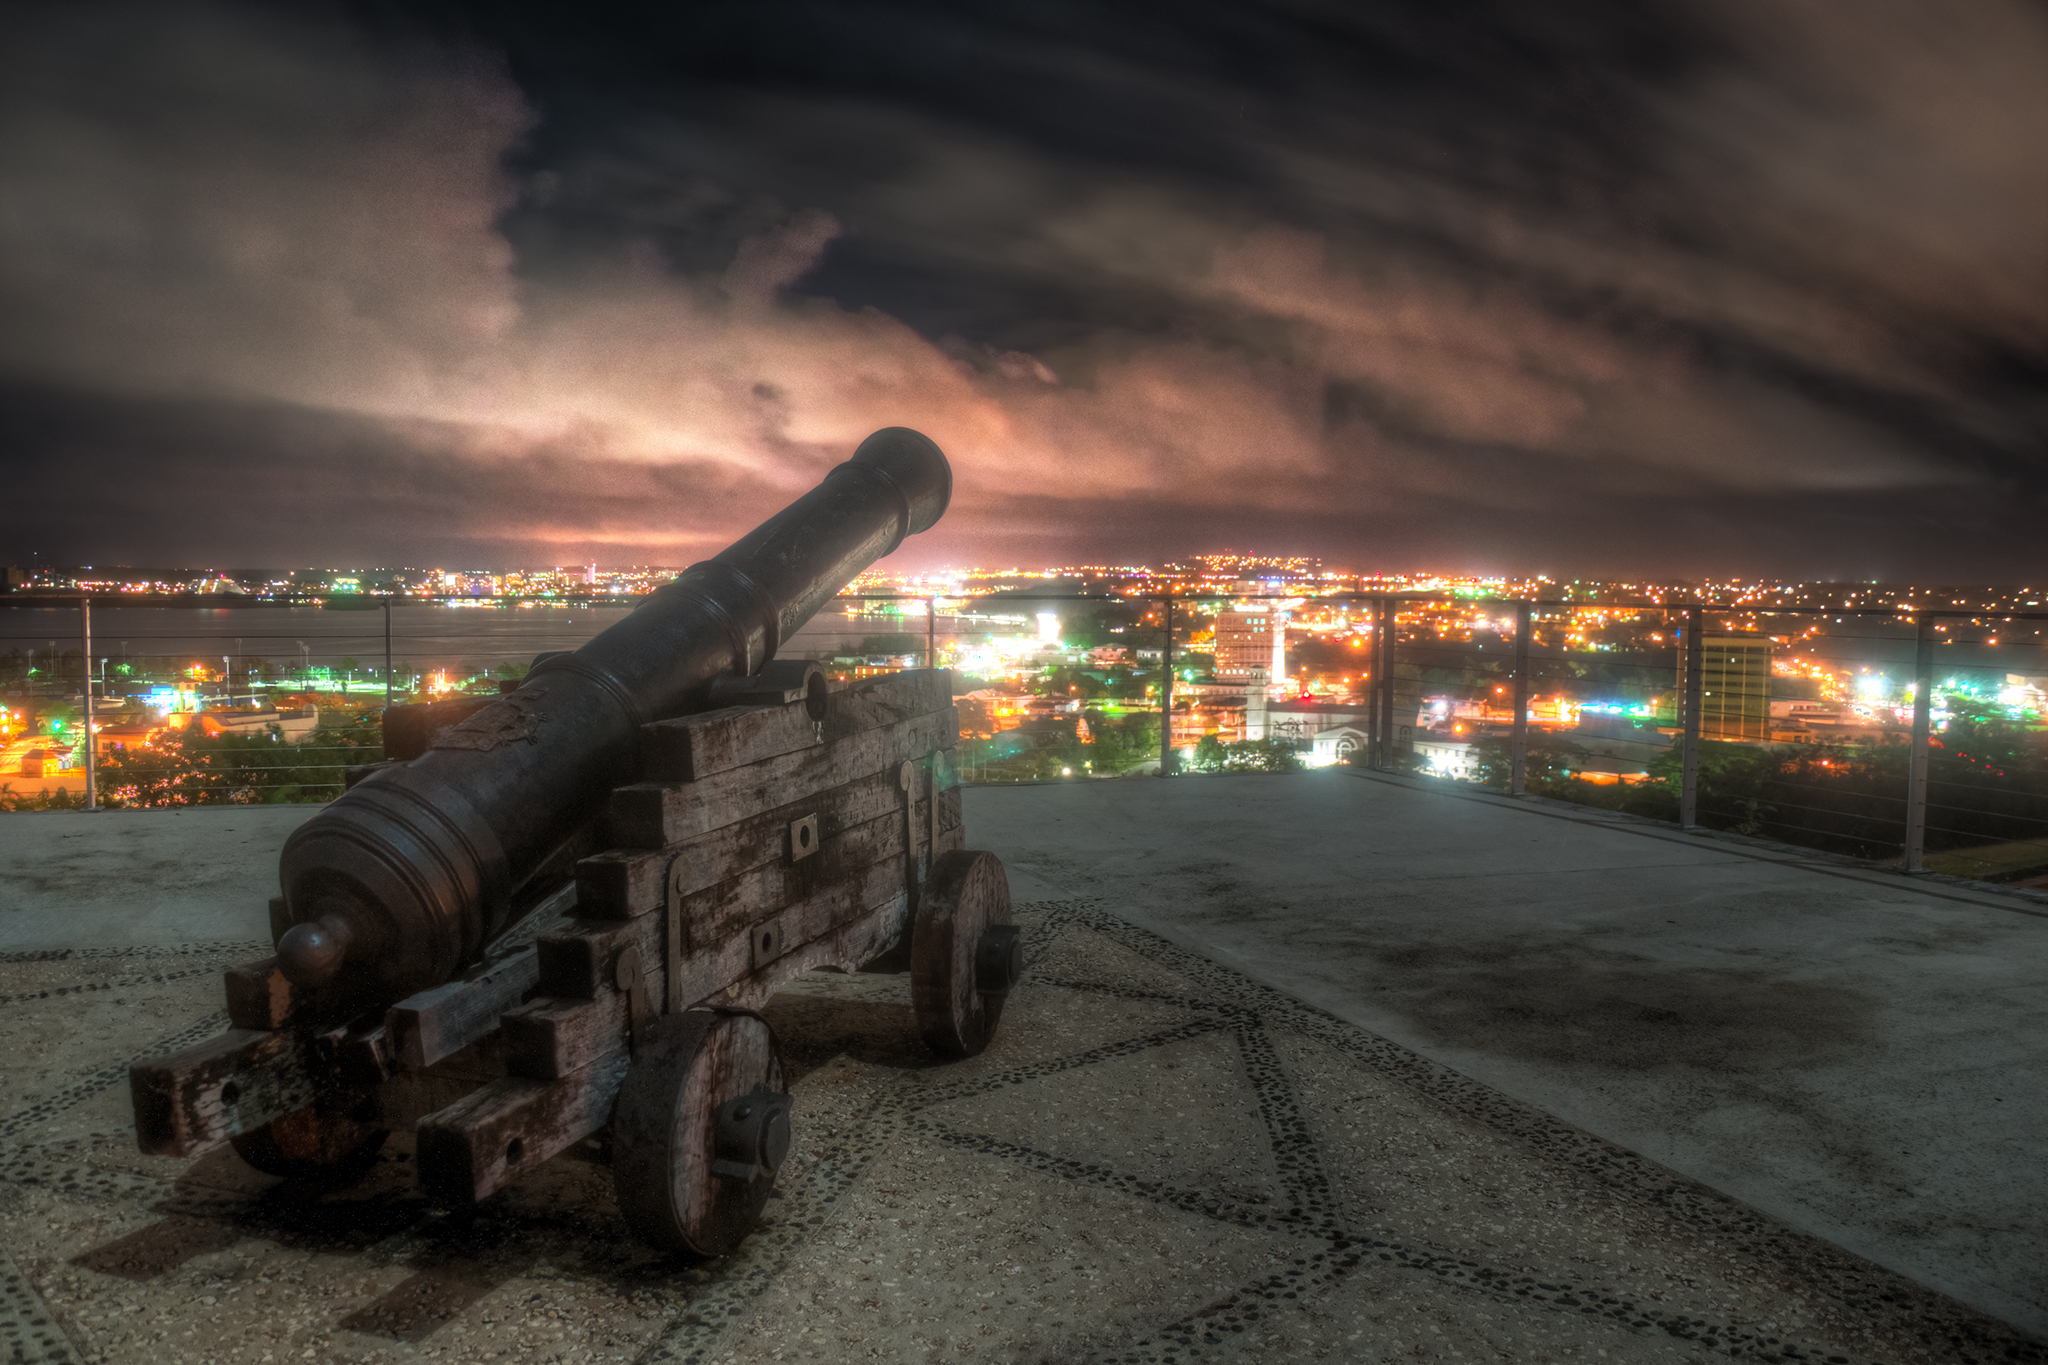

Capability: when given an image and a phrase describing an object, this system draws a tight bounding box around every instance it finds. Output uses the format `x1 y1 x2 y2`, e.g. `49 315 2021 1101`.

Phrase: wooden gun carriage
127 428 1017 1257
130 666 1015 1256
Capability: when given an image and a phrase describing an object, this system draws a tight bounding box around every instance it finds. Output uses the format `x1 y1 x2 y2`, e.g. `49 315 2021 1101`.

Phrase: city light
6 562 2043 801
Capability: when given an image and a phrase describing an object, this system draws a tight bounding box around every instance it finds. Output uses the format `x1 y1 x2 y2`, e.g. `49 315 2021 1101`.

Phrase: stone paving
2 900 2041 1365
980 772 2048 1336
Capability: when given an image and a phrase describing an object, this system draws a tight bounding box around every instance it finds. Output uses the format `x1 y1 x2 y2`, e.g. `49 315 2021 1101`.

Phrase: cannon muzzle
275 427 952 1001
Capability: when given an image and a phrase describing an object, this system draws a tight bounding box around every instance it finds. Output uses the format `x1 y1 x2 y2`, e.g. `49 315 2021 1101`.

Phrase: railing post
1366 596 1382 765
1904 613 1935 872
1511 601 1530 796
1376 597 1396 769
1680 606 1703 829
383 596 394 709
80 595 96 812
925 596 936 670
1158 594 1175 775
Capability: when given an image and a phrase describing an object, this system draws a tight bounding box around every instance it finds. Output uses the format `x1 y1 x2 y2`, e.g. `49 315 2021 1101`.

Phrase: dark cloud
0 0 2042 574
0 380 776 567
3 377 2037 583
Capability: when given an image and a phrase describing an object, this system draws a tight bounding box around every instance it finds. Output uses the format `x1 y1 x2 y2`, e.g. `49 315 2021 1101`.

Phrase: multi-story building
1214 608 1286 686
1680 633 1772 742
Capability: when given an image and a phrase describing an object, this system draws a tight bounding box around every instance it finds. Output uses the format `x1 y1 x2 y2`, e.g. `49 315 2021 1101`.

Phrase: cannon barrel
275 427 952 1001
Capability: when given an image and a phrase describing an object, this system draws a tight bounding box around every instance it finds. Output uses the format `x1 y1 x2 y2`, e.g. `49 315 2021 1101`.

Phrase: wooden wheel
611 1011 790 1258
229 1105 388 1184
912 849 1020 1060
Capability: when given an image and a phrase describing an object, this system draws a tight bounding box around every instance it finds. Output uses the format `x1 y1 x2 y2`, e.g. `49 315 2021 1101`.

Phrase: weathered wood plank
547 784 958 1007
575 765 907 921
821 670 952 740
224 957 294 1031
381 886 576 1070
576 672 958 912
369 1031 506 1130
130 1029 321 1158
572 844 668 922
634 670 949 786
672 761 961 900
374 1069 488 1133
501 992 631 1081
606 707 957 848
535 920 643 1001
638 700 820 783
680 792 960 956
313 1020 395 1090
515 866 906 1085
671 857 909 1008
485 881 580 957
416 1053 630 1205
385 946 542 1071
707 888 908 1013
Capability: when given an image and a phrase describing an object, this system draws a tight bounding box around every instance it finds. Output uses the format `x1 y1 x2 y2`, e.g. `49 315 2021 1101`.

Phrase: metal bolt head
759 1102 792 1171
974 924 1023 996
712 1085 794 1183
789 814 819 862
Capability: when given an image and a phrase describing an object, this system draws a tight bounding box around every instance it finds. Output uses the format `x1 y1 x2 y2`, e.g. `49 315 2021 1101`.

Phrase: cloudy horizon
1 0 2043 579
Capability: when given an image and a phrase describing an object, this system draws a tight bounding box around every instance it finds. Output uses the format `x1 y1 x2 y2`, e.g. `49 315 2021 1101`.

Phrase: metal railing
1339 594 2048 885
4 590 2045 894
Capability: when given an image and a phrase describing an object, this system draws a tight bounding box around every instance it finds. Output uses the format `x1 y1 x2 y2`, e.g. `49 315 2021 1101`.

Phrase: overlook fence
2 590 2043 892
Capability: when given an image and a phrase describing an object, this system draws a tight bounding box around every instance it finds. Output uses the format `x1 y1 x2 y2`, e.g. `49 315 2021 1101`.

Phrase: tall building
1245 666 1269 739
1680 633 1772 741
1214 608 1286 688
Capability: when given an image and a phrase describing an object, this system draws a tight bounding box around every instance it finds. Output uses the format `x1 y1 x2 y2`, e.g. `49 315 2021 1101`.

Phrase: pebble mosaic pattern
0 903 2039 1364
2 1247 83 1364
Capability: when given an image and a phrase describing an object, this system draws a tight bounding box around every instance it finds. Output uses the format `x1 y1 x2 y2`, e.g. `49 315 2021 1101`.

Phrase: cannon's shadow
68 986 933 1341
758 985 942 1084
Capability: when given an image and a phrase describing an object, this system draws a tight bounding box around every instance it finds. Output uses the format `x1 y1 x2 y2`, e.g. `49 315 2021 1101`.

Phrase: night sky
1 0 2043 578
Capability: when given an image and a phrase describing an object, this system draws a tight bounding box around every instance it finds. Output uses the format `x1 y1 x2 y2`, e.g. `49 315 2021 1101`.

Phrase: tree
1187 734 1299 774
1222 739 1302 773
1084 711 1160 772
1064 603 1143 649
1469 733 1588 788
95 708 386 806
1039 666 1108 700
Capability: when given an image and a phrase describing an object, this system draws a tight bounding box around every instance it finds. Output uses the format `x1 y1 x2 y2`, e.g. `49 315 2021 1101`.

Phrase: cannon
129 428 1020 1256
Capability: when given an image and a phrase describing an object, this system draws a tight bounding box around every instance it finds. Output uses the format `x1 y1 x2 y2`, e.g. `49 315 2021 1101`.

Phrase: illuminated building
1264 699 1372 742
1214 609 1282 685
1309 724 1371 766
1680 633 1772 742
1412 729 1479 779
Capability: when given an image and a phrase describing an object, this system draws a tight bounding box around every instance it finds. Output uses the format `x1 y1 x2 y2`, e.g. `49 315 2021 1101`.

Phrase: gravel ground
1 902 2039 1365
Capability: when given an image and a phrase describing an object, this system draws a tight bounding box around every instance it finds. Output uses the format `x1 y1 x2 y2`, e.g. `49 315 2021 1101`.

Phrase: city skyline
7 557 2046 605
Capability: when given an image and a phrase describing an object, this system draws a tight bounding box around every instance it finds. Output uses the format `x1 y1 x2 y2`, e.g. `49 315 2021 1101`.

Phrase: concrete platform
982 770 2048 1338
0 806 310 951
0 785 2041 1364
